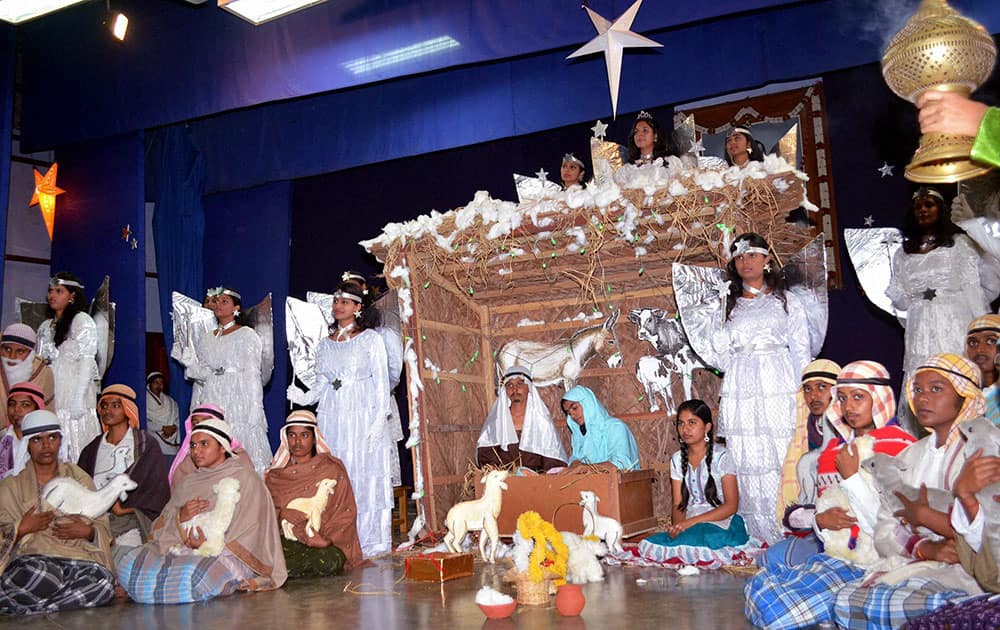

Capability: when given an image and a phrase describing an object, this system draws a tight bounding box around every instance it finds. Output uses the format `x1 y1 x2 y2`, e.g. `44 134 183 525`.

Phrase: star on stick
712 279 732 299
591 120 608 140
877 162 894 178
535 168 549 181
863 215 875 227
567 0 662 119
688 138 705 156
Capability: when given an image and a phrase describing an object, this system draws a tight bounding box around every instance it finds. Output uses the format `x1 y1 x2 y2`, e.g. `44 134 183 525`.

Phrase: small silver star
712 279 732 299
688 138 705 155
877 162 894 178
922 287 937 301
130 237 138 250
591 120 608 140
535 168 549 181
863 215 875 227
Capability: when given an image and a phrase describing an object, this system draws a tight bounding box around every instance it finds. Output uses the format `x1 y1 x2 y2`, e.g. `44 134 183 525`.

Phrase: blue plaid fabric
116 544 240 605
0 554 114 615
745 553 864 629
833 577 970 630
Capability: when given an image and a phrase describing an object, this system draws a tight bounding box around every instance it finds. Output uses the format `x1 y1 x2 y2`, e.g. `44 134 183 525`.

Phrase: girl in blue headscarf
561 386 640 470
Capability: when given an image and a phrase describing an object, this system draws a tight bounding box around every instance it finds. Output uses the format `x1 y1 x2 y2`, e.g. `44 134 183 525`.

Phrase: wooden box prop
363 160 815 532
475 469 656 538
405 552 474 582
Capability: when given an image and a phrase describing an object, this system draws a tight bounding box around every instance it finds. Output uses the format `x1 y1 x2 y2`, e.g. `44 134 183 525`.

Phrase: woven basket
502 567 558 606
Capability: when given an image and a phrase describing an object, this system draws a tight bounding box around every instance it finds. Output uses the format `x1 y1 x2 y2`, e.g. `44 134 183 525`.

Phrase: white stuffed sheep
41 473 137 520
172 477 241 557
814 436 877 566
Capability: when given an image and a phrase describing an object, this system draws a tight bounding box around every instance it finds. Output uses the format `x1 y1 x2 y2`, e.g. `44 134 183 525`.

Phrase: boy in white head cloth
0 324 54 428
477 366 567 471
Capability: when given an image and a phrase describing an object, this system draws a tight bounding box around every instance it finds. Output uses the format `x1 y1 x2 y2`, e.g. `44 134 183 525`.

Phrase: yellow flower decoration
515 511 568 586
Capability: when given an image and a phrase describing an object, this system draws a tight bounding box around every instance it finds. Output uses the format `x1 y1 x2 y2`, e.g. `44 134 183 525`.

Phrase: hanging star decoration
121 224 132 242
29 163 65 240
863 215 875 227
130 237 138 250
591 120 608 140
535 168 549 181
877 162 894 178
922 287 937 301
566 0 662 119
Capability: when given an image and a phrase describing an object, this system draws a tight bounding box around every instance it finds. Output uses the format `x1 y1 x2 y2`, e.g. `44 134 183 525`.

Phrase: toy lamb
814 436 877 566
861 452 953 532
41 473 137 520
444 469 509 563
579 490 623 554
281 477 337 541
172 477 241 557
560 530 608 583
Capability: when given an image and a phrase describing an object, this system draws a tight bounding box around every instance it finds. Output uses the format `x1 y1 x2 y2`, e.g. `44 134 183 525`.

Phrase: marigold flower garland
515 511 568 586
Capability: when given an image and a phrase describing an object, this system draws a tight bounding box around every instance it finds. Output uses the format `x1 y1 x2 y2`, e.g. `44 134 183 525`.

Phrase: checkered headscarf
904 353 985 431
827 360 896 440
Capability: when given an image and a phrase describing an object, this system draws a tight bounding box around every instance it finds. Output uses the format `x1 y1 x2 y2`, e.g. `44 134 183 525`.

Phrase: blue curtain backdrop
202 182 292 449
151 126 207 420
0 23 14 295
50 132 146 412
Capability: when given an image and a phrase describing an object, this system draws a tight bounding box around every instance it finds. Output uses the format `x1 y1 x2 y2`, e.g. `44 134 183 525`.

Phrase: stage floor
0 554 755 629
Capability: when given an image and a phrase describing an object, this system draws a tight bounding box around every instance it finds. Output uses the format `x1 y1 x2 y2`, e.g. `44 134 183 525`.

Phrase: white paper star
688 138 705 156
863 215 875 227
591 120 608 140
877 162 894 178
567 0 662 119
712 279 731 299
535 168 549 181
130 237 138 250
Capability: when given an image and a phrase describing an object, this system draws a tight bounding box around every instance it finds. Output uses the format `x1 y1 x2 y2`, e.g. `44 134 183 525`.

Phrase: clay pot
479 601 517 620
555 584 585 616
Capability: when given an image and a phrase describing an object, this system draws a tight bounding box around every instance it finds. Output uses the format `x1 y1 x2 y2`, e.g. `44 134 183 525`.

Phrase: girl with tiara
638 400 748 567
887 187 998 377
35 272 100 461
308 280 394 558
724 126 766 167
625 110 678 166
560 153 588 189
184 286 272 473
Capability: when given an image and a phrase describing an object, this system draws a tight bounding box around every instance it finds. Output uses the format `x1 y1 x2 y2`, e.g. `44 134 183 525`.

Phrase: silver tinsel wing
170 292 214 367
844 228 906 324
16 298 48 332
89 276 115 378
590 137 626 186
513 173 561 203
671 262 728 371
781 234 829 357
374 289 402 336
241 293 274 386
285 296 327 400
305 291 334 328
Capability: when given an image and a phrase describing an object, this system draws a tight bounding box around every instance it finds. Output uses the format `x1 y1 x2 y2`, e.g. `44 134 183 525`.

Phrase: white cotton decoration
476 586 515 606
498 268 511 275
668 180 689 196
517 317 545 327
800 194 819 213
672 243 686 250
772 178 790 193
691 221 702 229
423 357 442 381
635 247 647 258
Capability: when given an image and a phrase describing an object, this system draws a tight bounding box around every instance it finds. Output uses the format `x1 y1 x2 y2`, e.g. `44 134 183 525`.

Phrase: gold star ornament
29 163 65 240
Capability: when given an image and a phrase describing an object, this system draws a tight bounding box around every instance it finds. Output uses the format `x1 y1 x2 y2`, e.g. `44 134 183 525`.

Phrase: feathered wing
285 296 327 405
170 291 214 367
781 234 829 357
89 276 115 378
671 262 728 371
241 293 274 386
843 228 906 324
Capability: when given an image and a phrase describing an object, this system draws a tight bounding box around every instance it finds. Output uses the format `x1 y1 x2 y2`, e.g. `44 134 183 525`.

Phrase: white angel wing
844 228 906 323
671 262 728 371
89 276 115 378
285 297 327 402
781 234 829 357
170 291 214 367
513 173 562 203
16 298 48 332
241 294 274 386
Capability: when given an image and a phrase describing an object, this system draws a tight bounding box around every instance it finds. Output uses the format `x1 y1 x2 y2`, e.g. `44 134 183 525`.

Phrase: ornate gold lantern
881 0 996 183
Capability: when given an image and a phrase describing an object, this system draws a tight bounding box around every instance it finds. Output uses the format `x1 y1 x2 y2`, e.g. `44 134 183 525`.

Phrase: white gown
887 235 995 375
314 329 393 558
145 389 180 456
36 314 101 462
713 291 810 544
185 326 272 473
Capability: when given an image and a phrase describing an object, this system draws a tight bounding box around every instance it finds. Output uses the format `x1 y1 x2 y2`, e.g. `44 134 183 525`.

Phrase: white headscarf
477 367 568 463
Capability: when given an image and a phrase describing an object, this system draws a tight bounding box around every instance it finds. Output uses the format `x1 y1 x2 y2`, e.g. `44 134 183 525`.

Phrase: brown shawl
0 461 112 571
264 453 363 569
151 457 287 590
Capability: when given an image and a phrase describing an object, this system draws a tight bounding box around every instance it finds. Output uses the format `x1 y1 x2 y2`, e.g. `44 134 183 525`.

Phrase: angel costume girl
184 288 272 473
36 279 101 462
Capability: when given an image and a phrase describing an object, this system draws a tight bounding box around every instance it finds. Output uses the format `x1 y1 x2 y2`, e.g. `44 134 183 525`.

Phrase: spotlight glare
0 0 89 24
218 0 328 26
111 12 128 41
